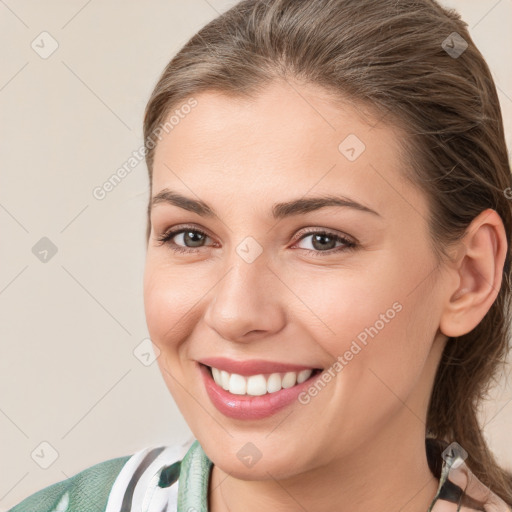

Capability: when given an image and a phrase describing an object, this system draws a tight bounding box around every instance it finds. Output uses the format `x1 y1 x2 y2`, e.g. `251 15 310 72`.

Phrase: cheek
143 258 200 348
337 286 437 423
289 259 435 392
143 260 200 406
286 264 400 353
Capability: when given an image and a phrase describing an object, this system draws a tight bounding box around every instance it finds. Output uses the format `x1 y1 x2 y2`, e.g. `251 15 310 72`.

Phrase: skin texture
143 79 507 512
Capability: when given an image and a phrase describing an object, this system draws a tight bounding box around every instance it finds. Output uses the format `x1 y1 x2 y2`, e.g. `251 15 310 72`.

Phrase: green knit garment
177 440 213 512
7 456 130 512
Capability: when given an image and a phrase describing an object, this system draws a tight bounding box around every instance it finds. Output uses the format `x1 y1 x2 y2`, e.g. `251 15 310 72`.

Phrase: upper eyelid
158 224 211 238
294 227 355 243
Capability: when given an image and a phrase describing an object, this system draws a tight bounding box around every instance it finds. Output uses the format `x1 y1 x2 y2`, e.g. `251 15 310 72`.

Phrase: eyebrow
150 188 381 220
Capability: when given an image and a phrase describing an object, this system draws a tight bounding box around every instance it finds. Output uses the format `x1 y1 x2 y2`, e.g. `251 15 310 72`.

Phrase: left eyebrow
272 194 381 219
150 189 382 219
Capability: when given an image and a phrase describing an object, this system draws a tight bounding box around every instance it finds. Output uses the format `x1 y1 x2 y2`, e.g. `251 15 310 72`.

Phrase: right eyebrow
151 189 215 217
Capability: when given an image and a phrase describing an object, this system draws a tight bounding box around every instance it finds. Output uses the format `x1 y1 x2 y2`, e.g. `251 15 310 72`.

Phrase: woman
8 0 512 510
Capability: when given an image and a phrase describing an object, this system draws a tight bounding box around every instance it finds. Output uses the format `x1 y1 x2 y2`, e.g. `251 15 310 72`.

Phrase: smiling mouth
201 363 323 397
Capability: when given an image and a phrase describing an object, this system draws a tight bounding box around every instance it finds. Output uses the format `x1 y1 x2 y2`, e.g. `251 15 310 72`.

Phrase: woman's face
143 80 450 479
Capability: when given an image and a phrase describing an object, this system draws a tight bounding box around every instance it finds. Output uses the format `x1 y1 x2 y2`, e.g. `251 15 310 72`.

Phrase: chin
216 454 304 481
202 437 313 481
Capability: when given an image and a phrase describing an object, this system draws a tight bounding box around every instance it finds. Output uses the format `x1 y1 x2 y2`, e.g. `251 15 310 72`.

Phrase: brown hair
143 0 512 503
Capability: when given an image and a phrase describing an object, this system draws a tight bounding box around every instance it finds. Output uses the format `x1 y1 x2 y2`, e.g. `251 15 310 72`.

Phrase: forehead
151 80 426 221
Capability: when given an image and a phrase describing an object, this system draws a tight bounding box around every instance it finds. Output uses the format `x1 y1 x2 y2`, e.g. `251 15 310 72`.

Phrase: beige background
1 0 511 509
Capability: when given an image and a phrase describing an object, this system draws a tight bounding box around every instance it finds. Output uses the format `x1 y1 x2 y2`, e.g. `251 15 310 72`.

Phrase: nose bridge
203 242 284 340
215 229 269 299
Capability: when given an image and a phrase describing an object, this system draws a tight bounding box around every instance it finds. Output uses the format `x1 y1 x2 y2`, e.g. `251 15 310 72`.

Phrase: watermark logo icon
31 441 59 469
133 338 161 366
31 31 59 59
236 442 262 468
442 32 468 59
442 441 468 470
236 236 263 264
338 134 366 161
32 237 58 263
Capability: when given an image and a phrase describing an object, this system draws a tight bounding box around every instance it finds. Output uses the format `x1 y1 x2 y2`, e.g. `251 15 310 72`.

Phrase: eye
155 225 357 257
292 229 357 256
155 225 213 254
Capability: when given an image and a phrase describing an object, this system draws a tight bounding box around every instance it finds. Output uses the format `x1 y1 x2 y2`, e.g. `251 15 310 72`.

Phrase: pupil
312 234 335 250
185 231 204 247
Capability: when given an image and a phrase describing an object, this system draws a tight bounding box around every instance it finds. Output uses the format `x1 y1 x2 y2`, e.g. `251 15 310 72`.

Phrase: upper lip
198 357 321 376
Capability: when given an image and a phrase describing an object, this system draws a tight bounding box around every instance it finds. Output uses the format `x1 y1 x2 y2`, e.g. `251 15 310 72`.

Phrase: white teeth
281 371 297 389
209 366 315 396
220 370 230 390
229 373 247 395
246 374 267 396
297 369 312 384
267 373 282 393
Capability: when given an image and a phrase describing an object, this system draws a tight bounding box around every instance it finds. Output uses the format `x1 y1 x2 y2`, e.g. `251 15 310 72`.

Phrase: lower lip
198 362 322 420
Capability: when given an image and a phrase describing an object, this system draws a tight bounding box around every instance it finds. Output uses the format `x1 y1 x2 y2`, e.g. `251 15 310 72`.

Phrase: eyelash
155 224 357 257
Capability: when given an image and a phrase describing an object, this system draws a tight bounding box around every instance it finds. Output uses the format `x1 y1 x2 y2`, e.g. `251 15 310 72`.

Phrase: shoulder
7 438 194 512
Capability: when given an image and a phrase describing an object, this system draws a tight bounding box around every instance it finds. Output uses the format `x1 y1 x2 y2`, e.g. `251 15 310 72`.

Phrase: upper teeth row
210 367 314 396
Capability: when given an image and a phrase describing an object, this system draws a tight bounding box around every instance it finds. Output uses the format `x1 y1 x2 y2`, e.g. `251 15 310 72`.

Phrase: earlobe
439 209 507 339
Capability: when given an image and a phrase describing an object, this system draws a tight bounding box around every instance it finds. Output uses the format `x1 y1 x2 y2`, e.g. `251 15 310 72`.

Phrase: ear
439 208 508 338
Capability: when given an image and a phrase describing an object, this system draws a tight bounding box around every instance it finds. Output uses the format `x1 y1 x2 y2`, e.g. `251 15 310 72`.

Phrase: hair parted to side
143 0 512 503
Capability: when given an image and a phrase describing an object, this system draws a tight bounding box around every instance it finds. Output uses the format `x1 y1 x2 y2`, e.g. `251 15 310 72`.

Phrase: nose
202 252 286 343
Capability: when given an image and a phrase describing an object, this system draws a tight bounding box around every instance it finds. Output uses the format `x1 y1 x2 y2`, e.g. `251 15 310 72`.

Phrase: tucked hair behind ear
143 0 512 503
